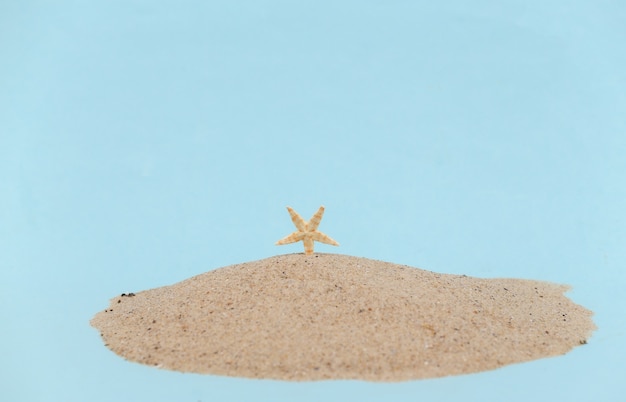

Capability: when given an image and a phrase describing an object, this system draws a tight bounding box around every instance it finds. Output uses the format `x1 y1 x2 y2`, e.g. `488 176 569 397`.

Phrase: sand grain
91 254 595 381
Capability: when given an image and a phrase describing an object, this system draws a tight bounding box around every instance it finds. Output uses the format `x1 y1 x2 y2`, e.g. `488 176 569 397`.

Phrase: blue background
1 1 624 401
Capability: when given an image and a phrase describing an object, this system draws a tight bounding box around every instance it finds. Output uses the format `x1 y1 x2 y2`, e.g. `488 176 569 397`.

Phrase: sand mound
90 254 595 381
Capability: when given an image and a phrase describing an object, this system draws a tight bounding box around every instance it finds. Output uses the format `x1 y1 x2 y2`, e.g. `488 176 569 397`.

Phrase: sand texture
91 254 595 381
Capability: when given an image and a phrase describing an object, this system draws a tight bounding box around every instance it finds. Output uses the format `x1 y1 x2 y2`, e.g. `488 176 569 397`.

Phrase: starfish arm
303 236 315 255
275 231 304 245
307 206 325 231
311 231 339 246
286 207 307 231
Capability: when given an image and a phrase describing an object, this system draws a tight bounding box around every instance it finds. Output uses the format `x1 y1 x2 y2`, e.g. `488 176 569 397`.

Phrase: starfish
275 206 339 255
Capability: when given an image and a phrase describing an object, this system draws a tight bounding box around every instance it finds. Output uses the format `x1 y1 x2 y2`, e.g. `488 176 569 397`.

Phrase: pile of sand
90 254 595 381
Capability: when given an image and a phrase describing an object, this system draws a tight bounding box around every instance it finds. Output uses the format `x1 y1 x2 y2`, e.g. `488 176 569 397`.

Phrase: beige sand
91 254 595 381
